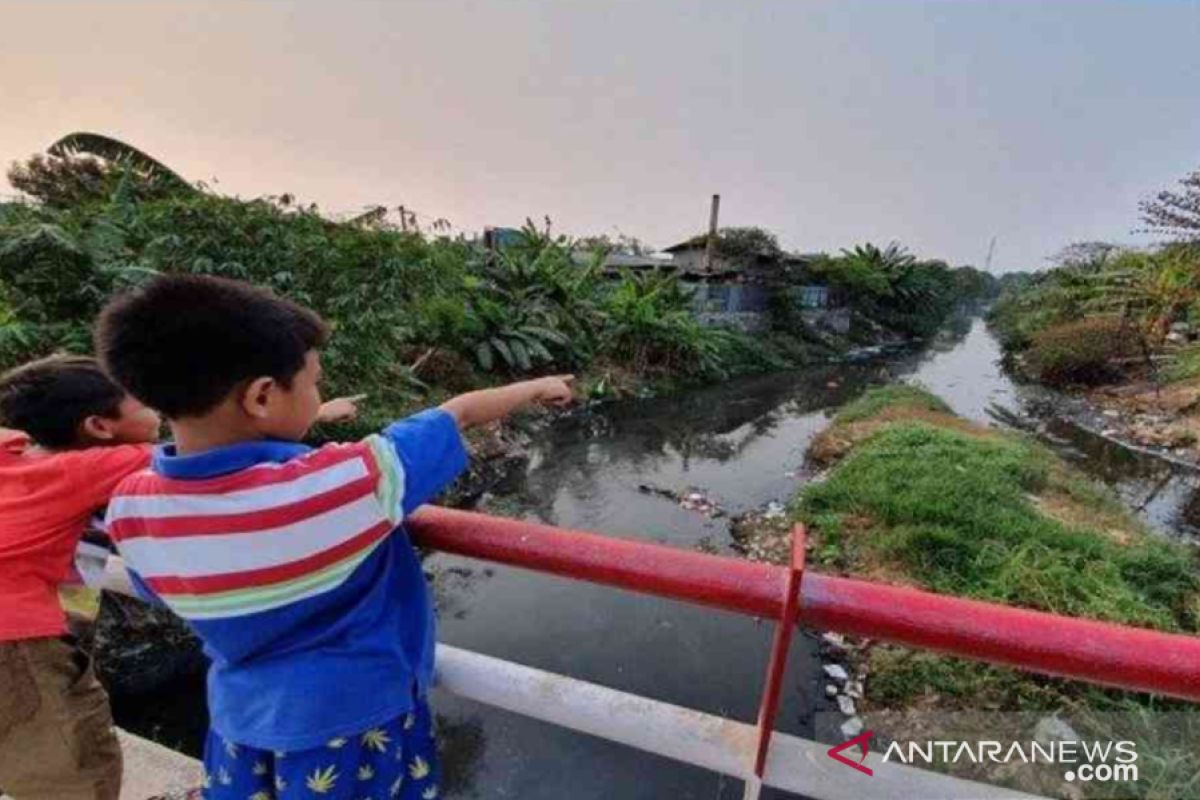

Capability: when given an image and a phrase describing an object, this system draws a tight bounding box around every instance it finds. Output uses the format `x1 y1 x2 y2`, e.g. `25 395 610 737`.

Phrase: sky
2 1 1199 273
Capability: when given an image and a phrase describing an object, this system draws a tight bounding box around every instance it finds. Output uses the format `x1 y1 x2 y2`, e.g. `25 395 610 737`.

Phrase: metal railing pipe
409 507 1200 702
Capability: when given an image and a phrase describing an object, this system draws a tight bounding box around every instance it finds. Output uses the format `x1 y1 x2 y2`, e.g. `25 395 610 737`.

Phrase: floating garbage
637 483 725 518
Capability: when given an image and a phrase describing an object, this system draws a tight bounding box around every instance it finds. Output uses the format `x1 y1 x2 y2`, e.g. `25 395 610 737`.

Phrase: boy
0 355 161 800
0 354 364 800
95 274 573 800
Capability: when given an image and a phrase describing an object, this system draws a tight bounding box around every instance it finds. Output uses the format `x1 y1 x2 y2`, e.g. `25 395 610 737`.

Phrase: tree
1140 168 1200 242
671 226 782 264
574 232 654 256
7 132 191 208
713 227 781 262
8 154 121 208
1051 241 1122 271
951 265 999 302
48 132 189 189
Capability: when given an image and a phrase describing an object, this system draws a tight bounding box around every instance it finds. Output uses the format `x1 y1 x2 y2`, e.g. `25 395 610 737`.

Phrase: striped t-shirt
106 408 467 751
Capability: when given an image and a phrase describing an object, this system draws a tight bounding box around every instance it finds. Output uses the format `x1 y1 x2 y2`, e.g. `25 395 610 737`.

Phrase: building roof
663 236 817 265
663 235 712 254
570 251 674 270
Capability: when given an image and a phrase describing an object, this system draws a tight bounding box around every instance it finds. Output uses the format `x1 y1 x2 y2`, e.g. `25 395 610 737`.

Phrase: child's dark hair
0 355 125 448
95 274 330 418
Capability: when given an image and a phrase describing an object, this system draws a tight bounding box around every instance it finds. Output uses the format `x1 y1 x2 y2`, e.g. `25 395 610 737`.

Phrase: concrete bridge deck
0 728 202 800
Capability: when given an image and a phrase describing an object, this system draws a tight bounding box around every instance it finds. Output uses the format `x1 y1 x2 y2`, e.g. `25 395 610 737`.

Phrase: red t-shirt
0 430 152 641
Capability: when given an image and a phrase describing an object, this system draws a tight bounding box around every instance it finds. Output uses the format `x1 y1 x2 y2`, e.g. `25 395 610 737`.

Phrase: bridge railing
409 507 1200 702
407 506 1200 799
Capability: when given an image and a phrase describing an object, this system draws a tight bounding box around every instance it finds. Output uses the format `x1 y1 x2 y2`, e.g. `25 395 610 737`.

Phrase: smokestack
704 194 720 272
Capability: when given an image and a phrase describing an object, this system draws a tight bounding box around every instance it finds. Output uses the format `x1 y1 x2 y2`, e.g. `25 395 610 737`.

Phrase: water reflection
1040 418 1200 543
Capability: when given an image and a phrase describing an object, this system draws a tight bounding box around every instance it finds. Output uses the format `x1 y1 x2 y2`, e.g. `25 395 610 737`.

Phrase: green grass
800 423 1196 630
831 383 951 423
797 388 1200 702
1164 345 1200 383
795 387 1200 795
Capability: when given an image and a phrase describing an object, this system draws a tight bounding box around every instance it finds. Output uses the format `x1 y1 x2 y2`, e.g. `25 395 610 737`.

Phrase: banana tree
48 132 192 191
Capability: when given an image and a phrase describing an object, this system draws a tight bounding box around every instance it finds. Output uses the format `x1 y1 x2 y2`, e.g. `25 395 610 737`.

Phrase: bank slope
791 386 1200 797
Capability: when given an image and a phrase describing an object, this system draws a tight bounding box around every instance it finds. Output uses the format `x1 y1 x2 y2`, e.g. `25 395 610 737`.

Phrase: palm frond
48 132 191 190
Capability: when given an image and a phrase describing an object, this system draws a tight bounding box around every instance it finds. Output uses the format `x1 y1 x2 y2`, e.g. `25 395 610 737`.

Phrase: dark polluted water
429 317 1027 800
111 317 1200 797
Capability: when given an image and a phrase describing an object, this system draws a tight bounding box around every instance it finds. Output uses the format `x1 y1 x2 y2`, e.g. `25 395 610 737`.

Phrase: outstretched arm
318 394 368 424
440 376 574 429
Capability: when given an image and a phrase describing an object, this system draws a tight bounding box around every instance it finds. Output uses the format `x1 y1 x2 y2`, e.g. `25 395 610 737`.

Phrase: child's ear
241 376 277 419
79 414 117 442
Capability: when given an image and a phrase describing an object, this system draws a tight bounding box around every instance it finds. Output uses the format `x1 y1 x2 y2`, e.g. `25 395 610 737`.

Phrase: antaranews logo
826 730 875 776
825 730 1139 784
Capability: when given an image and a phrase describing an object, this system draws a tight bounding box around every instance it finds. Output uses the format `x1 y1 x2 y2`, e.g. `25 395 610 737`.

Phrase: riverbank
985 242 1200 471
743 385 1200 797
998 337 1200 471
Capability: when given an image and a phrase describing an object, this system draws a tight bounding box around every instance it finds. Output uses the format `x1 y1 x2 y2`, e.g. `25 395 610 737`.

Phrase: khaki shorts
0 637 122 800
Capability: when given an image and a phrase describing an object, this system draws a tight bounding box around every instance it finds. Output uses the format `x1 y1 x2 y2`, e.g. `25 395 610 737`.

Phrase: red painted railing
409 506 1200 703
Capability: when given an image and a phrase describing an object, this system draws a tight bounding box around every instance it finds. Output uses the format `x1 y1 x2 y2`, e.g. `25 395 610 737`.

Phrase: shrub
1024 317 1142 386
599 270 739 378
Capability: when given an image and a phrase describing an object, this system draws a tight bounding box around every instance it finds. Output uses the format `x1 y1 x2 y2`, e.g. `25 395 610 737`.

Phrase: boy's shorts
202 695 440 800
0 636 123 800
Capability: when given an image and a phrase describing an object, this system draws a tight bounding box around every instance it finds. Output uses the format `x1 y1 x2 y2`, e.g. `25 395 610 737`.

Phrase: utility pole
399 205 409 233
704 194 720 272
984 235 997 273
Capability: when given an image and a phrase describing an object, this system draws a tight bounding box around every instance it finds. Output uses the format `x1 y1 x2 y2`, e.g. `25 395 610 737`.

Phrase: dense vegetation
990 164 1200 389
797 386 1200 797
2 135 989 426
807 243 998 338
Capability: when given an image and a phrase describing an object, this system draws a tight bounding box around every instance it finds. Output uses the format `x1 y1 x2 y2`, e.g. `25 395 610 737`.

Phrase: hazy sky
3 1 1199 272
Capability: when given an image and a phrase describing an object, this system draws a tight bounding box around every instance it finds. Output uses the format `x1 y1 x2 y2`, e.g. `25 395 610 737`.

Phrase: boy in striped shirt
95 274 573 800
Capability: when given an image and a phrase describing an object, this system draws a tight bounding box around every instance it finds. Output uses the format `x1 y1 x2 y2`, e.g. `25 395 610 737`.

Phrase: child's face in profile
109 396 163 444
257 349 324 442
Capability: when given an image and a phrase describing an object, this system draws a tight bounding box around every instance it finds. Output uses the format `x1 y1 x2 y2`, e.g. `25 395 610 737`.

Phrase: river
429 316 1022 799
111 316 1200 798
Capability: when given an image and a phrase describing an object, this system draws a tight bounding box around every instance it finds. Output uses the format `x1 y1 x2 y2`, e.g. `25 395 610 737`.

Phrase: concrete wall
802 307 851 335
688 283 771 313
695 310 769 332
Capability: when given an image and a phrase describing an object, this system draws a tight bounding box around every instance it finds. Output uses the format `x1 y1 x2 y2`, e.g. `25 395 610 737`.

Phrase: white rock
763 501 786 520
840 717 864 738
1102 409 1121 418
823 664 849 682
687 492 705 503
1034 715 1080 745
821 632 847 650
824 684 838 698
845 680 864 699
837 695 857 716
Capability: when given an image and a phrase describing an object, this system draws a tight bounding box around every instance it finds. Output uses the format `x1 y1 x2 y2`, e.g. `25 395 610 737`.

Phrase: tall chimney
704 194 720 272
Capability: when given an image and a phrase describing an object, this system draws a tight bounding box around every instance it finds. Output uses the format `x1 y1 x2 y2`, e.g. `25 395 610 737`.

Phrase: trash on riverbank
728 504 792 563
1083 379 1200 460
636 483 726 518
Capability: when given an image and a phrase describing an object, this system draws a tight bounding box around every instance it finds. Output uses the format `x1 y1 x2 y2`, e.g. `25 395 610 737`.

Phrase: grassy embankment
788 385 1200 796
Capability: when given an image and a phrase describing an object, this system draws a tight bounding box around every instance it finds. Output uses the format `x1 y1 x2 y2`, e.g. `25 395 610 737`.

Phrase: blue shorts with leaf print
201 698 440 800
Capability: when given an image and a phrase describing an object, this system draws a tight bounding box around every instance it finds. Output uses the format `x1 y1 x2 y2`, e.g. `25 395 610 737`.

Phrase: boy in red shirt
0 355 364 799
0 355 161 799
